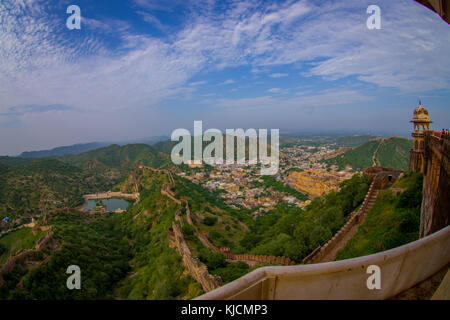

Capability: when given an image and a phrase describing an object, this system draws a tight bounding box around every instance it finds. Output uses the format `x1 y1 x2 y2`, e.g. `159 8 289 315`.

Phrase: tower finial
419 99 422 106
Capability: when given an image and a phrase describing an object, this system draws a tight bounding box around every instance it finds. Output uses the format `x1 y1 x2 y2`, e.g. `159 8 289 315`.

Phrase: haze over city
1 0 450 155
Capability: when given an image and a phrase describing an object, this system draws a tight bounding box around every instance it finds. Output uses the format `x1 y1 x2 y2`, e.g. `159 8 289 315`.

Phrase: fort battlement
140 165 297 291
196 113 450 299
182 188 295 266
419 130 450 237
0 226 55 286
168 221 222 292
302 179 379 264
136 165 222 292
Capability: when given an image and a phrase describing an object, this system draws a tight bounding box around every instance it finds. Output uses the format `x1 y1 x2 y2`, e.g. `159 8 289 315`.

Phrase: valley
0 133 435 299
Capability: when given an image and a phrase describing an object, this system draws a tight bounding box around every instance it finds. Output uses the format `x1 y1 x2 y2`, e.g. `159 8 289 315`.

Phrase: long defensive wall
197 130 450 300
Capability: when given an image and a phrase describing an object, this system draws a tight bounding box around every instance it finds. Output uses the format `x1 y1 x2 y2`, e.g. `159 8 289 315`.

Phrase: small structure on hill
364 167 403 189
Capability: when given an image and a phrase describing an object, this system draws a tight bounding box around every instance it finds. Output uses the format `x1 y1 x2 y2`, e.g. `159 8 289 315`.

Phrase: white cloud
270 73 288 78
189 81 207 86
220 79 235 85
2 0 449 119
214 89 371 109
1 0 450 154
267 88 281 93
136 11 167 31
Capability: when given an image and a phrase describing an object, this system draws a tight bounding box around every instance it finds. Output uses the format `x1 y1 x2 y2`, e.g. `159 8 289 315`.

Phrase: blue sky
0 0 449 155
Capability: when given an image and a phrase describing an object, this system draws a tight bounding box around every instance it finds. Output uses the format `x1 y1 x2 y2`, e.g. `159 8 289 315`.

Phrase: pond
84 198 131 212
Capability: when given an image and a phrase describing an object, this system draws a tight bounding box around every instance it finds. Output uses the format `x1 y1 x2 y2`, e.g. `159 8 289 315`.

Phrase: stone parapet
302 180 378 264
197 225 450 300
0 227 55 285
168 223 222 292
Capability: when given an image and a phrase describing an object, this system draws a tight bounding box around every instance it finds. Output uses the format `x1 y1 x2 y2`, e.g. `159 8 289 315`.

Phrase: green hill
61 144 168 172
0 156 33 167
0 166 372 299
0 211 132 300
0 158 115 221
323 139 380 170
19 142 109 158
152 135 275 162
0 144 169 222
336 134 377 147
324 137 413 171
336 172 422 260
374 137 413 170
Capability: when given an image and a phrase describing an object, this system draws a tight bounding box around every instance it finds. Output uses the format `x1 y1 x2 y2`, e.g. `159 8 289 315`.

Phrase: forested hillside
324 137 413 171
60 144 168 174
113 168 201 299
0 167 407 300
0 159 114 221
0 144 168 222
0 211 131 299
336 172 423 260
240 174 372 262
374 137 413 171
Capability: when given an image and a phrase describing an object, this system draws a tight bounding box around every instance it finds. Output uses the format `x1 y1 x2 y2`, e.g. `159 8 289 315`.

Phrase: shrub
239 233 263 251
209 230 232 247
182 224 194 237
212 262 250 283
397 174 423 209
202 216 217 226
199 249 226 270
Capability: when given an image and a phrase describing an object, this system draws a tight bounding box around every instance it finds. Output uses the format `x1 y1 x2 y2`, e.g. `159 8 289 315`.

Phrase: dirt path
372 138 385 167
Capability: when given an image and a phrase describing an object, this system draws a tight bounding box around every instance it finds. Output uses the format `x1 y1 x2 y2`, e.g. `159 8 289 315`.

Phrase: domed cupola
411 101 432 132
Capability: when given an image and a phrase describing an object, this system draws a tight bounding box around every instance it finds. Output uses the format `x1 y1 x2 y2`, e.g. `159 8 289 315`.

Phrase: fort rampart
420 131 450 237
302 180 379 264
197 225 450 300
168 218 222 292
138 165 222 292
0 226 55 285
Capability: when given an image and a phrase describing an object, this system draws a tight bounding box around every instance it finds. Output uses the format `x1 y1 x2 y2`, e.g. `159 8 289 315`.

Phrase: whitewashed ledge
196 225 450 300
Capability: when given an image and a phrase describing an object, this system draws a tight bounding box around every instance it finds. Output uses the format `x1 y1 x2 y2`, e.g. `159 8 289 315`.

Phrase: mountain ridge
323 136 413 171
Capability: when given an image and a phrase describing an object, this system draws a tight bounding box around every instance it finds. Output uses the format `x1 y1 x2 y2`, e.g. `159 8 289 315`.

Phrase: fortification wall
168 223 222 292
410 150 423 172
183 196 295 266
197 225 450 300
223 252 295 266
161 186 181 205
0 227 55 285
420 131 450 237
144 164 295 290
141 165 221 292
184 201 221 251
302 180 378 264
83 191 139 201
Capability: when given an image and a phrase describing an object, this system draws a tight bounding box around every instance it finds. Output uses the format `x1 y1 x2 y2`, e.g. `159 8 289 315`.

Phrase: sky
0 0 449 155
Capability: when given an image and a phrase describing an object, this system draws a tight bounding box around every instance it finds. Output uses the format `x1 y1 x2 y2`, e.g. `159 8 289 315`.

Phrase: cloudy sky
0 0 449 155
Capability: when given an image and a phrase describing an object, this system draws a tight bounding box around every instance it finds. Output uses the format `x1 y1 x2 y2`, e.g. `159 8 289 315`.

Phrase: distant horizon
2 130 413 157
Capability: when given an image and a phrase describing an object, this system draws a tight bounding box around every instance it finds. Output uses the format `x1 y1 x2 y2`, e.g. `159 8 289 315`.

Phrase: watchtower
410 102 432 172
